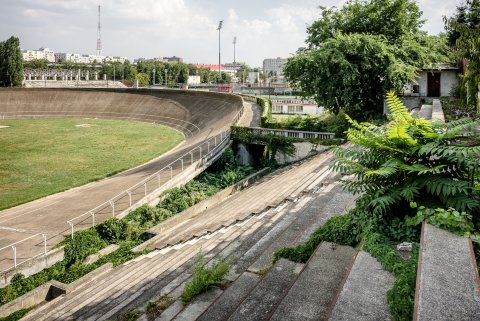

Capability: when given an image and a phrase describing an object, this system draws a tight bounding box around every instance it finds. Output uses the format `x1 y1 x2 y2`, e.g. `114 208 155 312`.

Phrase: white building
55 53 128 64
22 48 55 62
271 97 324 115
263 57 288 76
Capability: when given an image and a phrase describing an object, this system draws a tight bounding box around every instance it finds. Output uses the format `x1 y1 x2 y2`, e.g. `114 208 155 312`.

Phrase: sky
0 0 461 67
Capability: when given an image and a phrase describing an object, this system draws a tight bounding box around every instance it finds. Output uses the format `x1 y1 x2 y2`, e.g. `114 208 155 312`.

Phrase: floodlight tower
96 5 102 56
217 20 223 77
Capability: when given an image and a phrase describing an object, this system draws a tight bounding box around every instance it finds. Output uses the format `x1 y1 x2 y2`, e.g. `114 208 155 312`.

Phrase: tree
445 0 480 110
284 0 446 119
0 36 24 87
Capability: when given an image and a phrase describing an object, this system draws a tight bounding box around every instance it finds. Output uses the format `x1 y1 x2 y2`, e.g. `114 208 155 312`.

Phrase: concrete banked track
0 88 243 270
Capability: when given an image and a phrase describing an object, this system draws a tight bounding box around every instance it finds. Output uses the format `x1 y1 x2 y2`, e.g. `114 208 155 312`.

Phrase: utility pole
217 20 223 82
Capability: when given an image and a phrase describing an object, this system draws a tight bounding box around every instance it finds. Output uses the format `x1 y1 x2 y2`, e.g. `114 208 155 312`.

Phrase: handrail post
90 211 95 227
109 200 115 217
199 146 202 158
207 141 210 153
169 166 173 179
11 246 16 268
215 136 217 145
42 234 47 254
190 152 194 164
68 221 74 239
127 191 132 207
144 182 147 196
180 158 184 171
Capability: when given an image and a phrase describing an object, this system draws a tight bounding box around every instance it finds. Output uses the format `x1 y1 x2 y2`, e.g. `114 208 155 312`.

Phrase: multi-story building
270 97 324 115
22 48 56 62
263 57 288 76
55 53 128 64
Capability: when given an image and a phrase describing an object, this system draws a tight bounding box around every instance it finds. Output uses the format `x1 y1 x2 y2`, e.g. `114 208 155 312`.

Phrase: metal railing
66 103 245 238
245 127 335 140
0 233 47 271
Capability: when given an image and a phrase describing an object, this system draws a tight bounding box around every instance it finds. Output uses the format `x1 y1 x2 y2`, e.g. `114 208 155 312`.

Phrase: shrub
332 91 480 229
180 255 230 303
0 308 32 321
96 218 127 244
63 229 108 266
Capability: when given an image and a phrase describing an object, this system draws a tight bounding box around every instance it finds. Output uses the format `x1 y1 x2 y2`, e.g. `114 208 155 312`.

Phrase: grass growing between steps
0 148 255 308
146 295 175 320
180 255 230 304
273 207 420 321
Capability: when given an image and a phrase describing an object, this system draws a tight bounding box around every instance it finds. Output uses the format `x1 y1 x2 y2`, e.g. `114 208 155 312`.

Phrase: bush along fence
274 91 480 321
0 148 256 312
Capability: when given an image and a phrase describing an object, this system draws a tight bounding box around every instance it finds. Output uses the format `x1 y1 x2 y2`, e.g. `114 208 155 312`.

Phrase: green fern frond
385 90 412 122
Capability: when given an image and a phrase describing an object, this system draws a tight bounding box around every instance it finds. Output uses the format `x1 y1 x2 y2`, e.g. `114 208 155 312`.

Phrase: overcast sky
0 0 460 67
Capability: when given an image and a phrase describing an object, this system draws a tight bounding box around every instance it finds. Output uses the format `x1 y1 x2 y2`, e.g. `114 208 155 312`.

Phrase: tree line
284 0 480 119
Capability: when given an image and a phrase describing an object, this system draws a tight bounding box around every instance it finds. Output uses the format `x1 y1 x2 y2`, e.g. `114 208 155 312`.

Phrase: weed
180 255 230 304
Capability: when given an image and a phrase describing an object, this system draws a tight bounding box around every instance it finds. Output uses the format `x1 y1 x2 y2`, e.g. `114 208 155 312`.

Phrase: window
287 106 303 113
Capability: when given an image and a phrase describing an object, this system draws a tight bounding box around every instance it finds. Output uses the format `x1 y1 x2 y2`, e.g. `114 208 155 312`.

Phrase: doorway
427 72 441 97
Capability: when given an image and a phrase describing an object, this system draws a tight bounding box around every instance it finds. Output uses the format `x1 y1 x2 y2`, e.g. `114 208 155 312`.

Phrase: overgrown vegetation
275 92 479 321
180 255 230 304
0 148 254 307
332 92 480 233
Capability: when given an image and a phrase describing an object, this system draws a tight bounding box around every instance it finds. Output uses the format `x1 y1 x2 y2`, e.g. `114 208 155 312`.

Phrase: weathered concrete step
197 272 261 321
270 242 357 321
227 258 305 321
116 216 263 318
328 251 394 321
172 287 224 321
248 183 344 273
414 223 480 321
418 104 433 120
58 234 216 321
90 223 244 321
141 214 279 321
29 253 154 321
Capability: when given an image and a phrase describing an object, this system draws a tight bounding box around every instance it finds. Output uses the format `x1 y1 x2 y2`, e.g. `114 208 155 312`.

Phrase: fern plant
332 91 480 229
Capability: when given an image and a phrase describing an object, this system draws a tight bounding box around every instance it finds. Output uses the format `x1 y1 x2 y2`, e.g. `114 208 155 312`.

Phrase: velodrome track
0 88 244 271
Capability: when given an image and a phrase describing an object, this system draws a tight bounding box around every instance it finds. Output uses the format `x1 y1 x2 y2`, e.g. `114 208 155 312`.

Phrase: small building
404 63 459 97
271 97 324 115
22 48 56 62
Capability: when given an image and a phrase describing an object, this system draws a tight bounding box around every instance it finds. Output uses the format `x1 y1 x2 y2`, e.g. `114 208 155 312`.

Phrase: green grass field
0 118 184 210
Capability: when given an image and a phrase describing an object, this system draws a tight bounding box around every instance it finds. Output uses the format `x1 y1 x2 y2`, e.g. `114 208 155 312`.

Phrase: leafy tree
135 72 149 86
23 58 48 69
445 0 480 110
0 36 24 87
285 0 446 120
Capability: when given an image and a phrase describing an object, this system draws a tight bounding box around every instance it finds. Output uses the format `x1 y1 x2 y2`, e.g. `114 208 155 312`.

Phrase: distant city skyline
0 0 461 67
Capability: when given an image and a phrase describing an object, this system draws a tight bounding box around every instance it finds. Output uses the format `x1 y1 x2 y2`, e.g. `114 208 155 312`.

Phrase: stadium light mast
96 5 102 56
217 20 223 81
233 36 237 68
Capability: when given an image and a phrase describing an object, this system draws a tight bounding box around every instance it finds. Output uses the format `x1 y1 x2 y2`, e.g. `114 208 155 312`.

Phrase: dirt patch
75 124 95 128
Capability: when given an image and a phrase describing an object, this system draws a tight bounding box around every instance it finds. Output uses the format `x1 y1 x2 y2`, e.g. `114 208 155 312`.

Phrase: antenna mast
96 5 102 56
233 36 237 66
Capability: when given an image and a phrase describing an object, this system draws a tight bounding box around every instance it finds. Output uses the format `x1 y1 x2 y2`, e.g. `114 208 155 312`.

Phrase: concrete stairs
413 223 480 321
17 146 397 320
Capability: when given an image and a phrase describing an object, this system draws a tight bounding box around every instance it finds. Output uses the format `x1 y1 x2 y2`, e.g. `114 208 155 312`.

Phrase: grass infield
0 118 184 210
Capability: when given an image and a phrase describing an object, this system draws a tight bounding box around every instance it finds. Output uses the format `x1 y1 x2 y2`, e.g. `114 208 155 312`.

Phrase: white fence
245 127 335 140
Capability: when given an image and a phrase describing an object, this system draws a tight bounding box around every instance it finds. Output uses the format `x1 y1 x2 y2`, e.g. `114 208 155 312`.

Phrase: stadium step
151 152 334 250
269 242 357 321
328 251 394 321
413 223 480 321
227 258 305 321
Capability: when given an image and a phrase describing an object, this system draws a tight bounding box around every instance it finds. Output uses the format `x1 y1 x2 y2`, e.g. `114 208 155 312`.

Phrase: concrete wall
0 247 64 288
275 142 327 164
